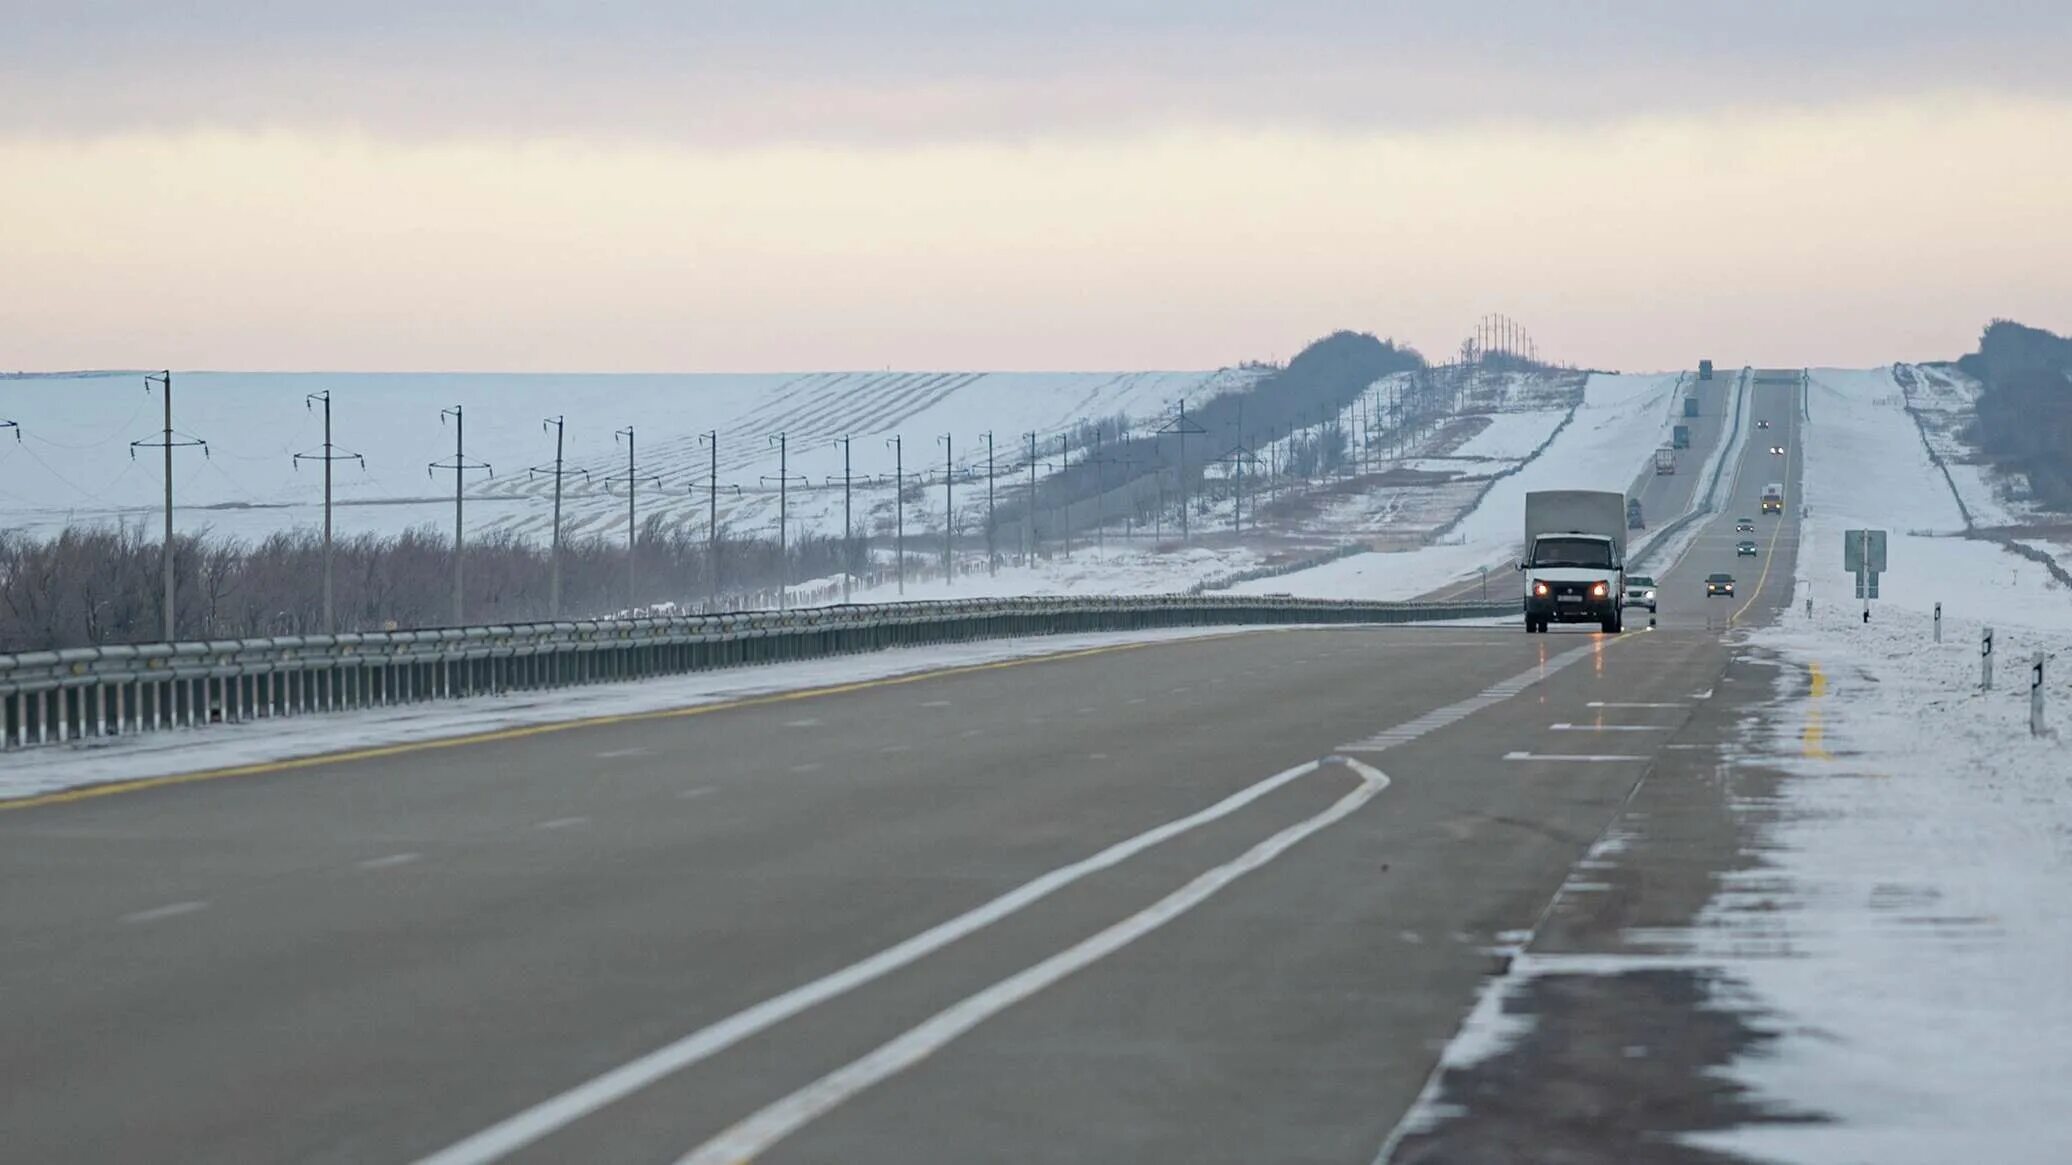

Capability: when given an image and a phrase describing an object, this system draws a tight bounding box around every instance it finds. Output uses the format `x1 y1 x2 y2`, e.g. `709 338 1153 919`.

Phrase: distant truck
1761 481 1785 514
1699 359 1714 381
1521 490 1627 634
1654 447 1676 474
1627 498 1645 530
1672 424 1691 449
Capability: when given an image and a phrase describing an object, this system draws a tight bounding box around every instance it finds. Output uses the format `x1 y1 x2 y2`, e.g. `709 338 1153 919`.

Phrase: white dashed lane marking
358 853 422 870
121 901 208 924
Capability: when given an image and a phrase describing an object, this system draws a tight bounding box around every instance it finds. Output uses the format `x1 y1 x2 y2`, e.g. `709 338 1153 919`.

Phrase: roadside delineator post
1934 601 1942 643
2032 653 2047 737
1982 626 1995 691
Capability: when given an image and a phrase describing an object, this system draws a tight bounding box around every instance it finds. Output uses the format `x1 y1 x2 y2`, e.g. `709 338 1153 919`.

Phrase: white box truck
1521 490 1627 634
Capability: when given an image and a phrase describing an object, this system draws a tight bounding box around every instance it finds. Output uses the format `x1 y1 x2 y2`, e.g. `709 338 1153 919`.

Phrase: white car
1623 574 1658 613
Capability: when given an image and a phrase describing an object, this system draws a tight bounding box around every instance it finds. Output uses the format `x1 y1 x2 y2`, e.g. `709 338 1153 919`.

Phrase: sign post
1844 529 1888 622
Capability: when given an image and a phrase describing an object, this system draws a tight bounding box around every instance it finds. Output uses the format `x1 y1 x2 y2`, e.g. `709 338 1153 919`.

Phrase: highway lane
0 377 1804 1164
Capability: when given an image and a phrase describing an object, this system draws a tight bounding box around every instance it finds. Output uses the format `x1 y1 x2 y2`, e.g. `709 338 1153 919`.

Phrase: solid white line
674 757 1391 1165
357 853 422 870
413 759 1328 1165
121 900 208 924
1503 751 1647 762
1547 724 1671 732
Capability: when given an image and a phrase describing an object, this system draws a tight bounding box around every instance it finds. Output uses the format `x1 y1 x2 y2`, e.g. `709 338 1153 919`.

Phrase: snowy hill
0 369 1257 545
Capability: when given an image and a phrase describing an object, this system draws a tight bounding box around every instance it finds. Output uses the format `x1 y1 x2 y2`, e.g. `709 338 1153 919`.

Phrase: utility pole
1057 433 1072 559
1025 431 1040 564
530 416 589 621
292 390 364 634
981 431 997 576
1215 445 1257 535
698 431 721 609
1091 427 1105 556
429 405 492 626
834 436 854 602
132 372 208 642
887 435 905 595
1158 400 1206 546
937 433 955 579
763 433 807 610
605 426 662 616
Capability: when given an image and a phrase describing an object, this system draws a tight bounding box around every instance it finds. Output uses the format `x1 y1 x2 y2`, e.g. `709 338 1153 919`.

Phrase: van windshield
1530 537 1613 568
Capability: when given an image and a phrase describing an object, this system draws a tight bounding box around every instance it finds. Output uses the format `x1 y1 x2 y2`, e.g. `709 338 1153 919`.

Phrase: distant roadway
0 376 1804 1163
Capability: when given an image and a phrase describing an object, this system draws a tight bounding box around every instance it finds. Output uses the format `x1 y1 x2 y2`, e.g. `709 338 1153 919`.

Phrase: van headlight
1590 581 1608 598
1531 581 1550 597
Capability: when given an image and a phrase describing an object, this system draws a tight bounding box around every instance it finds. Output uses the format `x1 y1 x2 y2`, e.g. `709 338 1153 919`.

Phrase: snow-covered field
0 369 1255 546
1889 362 2031 528
1239 371 1685 599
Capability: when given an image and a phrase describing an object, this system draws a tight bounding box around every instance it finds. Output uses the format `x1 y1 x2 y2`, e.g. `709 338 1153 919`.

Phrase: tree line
0 520 872 653
1955 319 2072 512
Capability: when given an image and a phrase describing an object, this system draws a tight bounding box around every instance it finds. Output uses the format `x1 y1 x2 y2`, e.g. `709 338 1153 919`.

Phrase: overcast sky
5 2 2071 371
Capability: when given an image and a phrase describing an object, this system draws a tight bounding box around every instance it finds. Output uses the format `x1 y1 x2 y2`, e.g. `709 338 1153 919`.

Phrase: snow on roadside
1686 602 2072 1165
1688 367 2072 1161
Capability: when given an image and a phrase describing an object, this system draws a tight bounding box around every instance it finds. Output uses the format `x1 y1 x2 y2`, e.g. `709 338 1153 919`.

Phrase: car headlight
1531 581 1550 597
1645 589 1656 600
1590 581 1608 597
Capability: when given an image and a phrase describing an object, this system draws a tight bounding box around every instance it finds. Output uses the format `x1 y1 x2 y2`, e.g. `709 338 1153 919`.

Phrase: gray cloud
8 1 2071 143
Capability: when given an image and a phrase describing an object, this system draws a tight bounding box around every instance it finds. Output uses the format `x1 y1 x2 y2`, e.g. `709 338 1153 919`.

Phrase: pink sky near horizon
5 91 2069 374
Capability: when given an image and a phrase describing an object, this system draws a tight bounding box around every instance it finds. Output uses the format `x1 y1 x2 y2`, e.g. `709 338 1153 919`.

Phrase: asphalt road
0 378 1805 1164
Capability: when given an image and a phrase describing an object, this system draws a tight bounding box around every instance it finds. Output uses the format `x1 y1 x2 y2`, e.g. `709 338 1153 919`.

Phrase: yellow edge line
0 636 1214 814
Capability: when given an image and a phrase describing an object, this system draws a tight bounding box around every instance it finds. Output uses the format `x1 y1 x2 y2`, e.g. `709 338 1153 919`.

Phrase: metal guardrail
0 595 1513 749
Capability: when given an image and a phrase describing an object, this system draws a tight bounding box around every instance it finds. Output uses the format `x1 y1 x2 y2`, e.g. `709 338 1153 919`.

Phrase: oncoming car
1736 539 1759 557
1756 419 1771 429
1706 572 1737 596
1769 444 1786 455
1623 574 1658 613
1735 516 1755 532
